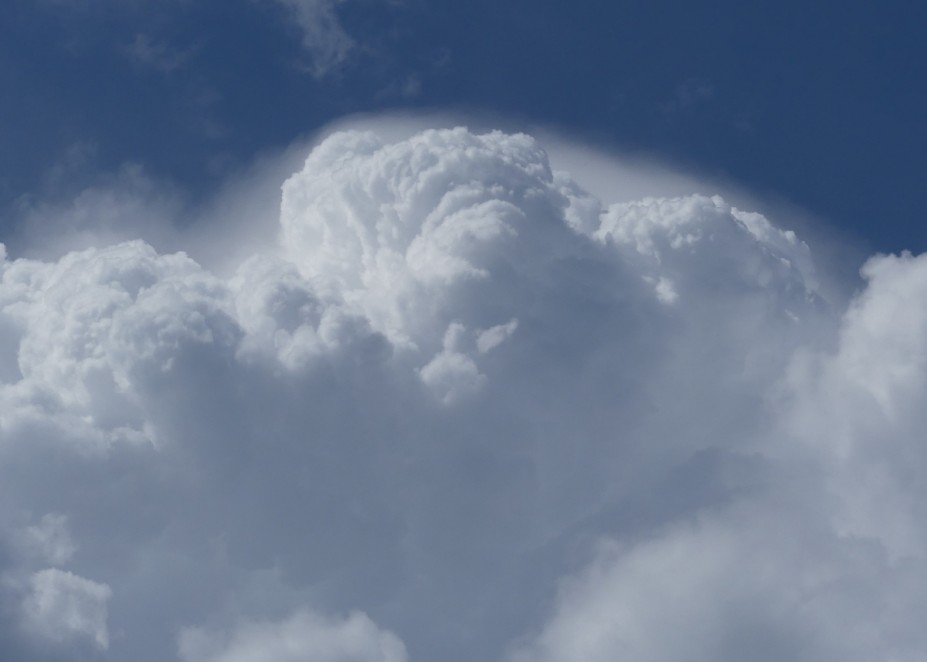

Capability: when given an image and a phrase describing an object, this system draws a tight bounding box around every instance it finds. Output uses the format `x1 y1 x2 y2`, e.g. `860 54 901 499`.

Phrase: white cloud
476 319 518 354
124 33 195 74
418 322 486 403
9 162 182 261
0 122 924 662
278 127 593 349
178 609 408 662
507 505 927 662
21 569 112 651
782 251 927 557
0 240 237 449
272 0 357 77
15 514 77 566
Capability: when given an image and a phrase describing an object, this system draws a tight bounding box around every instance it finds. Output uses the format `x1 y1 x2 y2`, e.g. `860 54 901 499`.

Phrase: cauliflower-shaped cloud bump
597 194 819 307
279 128 586 346
21 569 112 651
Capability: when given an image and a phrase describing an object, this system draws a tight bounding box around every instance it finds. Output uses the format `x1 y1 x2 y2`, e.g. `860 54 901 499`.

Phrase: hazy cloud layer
179 609 408 662
0 125 924 661
272 0 357 77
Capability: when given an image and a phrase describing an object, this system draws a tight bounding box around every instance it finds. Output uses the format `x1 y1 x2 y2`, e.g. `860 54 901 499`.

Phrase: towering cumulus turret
0 128 924 662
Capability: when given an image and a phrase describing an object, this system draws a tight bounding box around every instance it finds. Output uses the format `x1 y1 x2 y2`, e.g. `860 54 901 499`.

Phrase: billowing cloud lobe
0 126 926 661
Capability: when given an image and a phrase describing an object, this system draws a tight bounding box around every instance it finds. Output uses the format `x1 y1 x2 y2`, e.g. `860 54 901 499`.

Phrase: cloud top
0 126 924 661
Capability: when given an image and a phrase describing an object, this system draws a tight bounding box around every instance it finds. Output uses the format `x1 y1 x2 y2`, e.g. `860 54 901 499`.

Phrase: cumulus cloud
506 505 927 662
21 569 112 651
8 162 183 260
14 514 77 567
0 122 924 661
418 322 486 404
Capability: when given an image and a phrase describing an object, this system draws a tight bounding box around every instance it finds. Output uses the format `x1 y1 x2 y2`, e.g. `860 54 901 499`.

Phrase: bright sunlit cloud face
0 121 925 662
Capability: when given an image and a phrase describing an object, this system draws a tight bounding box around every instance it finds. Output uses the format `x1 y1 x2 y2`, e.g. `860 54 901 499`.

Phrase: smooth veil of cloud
0 121 925 661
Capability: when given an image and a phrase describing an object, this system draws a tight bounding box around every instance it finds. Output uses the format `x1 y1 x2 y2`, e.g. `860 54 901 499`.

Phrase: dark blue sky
2 0 925 252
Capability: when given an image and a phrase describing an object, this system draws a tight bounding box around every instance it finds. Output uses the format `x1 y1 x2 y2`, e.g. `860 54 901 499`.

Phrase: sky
2 2 927 661
3 0 926 252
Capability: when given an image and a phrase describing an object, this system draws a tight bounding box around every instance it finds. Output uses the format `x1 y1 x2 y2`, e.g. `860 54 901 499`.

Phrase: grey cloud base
0 127 925 661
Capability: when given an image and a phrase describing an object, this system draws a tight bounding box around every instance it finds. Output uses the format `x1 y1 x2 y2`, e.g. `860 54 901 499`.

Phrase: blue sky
3 0 925 252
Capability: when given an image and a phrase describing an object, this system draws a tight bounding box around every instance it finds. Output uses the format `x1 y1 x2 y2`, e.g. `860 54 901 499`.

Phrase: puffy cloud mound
0 240 237 449
0 126 924 661
272 0 357 77
279 128 582 346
